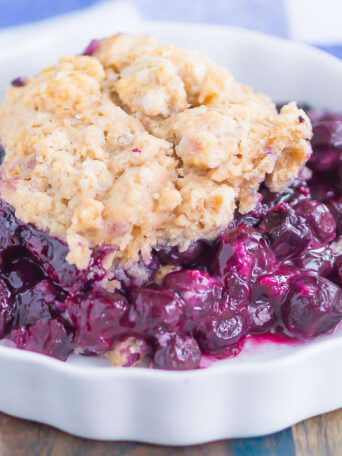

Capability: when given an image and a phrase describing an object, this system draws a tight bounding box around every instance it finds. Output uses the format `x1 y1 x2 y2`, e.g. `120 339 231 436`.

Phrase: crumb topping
0 34 312 270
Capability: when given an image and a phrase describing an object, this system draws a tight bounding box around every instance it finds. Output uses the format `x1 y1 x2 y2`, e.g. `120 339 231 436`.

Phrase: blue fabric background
1 0 340 58
0 0 287 36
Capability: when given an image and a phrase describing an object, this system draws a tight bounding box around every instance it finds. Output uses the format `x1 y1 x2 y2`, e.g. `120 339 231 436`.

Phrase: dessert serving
0 33 341 370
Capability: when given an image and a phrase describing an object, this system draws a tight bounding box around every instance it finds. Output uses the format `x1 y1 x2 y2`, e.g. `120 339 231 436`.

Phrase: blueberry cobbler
0 34 341 370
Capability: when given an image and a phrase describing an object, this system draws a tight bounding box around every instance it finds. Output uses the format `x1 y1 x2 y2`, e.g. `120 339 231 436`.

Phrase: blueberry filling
0 144 5 165
0 105 342 369
10 77 26 87
82 39 101 56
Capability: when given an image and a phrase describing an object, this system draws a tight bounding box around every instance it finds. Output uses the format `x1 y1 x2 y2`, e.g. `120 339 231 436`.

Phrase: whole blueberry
312 120 342 149
295 199 336 243
154 335 201 370
129 288 184 336
281 276 342 338
155 241 204 266
0 200 22 250
327 196 342 236
309 120 342 172
11 318 74 361
14 280 57 327
260 203 312 259
209 224 276 283
295 245 335 277
308 176 337 203
162 269 223 330
66 288 128 352
0 277 14 338
195 311 248 356
0 144 5 165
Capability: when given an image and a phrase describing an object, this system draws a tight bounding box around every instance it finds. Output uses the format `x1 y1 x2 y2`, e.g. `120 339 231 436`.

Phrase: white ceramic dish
0 14 342 445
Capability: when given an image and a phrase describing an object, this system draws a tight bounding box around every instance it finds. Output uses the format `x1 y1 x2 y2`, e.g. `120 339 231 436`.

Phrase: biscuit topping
0 34 312 269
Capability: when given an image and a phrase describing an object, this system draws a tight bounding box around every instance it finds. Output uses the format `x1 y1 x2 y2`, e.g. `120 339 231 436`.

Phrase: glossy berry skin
295 245 335 277
154 335 201 370
66 288 129 352
281 276 342 339
248 266 298 334
0 277 14 338
195 311 248 356
161 270 223 330
260 203 312 259
334 255 342 287
14 280 57 327
308 120 342 172
209 224 276 283
23 223 112 293
129 288 184 336
0 201 21 250
11 319 74 361
155 241 204 267
249 278 280 334
295 199 336 243
327 197 342 236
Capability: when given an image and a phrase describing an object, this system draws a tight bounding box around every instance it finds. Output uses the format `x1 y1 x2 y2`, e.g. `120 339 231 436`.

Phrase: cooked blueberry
295 199 336 243
260 203 312 259
66 288 128 352
13 280 56 327
22 226 85 292
249 282 279 333
1 249 46 287
220 272 251 309
161 269 222 330
209 224 275 282
312 120 342 149
308 120 342 172
234 202 268 227
22 225 110 293
0 200 22 250
334 255 342 286
82 39 100 56
281 276 342 338
155 241 204 266
11 77 26 87
195 311 248 356
154 335 201 370
309 146 341 172
309 175 337 202
129 288 184 336
11 318 74 361
0 144 5 165
327 197 342 236
260 179 311 208
295 245 335 276
248 269 296 334
0 277 14 337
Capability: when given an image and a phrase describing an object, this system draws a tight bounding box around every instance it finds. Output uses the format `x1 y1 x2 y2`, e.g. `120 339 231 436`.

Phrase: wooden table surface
1 408 341 456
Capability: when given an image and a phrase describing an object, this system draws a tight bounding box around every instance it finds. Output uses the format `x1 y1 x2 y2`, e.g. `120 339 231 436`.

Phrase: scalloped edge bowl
0 14 342 444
